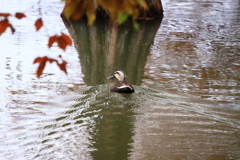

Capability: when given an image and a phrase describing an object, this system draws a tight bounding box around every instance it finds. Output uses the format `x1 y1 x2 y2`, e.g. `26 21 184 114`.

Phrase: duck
108 70 135 93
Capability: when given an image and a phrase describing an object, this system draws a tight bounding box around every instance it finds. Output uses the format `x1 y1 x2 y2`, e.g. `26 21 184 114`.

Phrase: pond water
0 0 240 159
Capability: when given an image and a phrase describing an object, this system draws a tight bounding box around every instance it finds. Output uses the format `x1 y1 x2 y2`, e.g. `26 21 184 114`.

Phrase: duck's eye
115 71 120 75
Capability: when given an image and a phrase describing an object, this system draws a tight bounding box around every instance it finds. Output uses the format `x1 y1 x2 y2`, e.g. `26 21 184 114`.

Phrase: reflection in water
87 93 136 159
144 0 240 107
62 18 162 86
27 86 240 159
34 85 138 159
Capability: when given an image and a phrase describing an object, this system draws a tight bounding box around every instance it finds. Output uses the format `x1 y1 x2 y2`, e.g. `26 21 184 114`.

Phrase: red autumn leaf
8 24 15 34
57 60 68 74
33 56 48 78
36 59 47 78
35 18 43 31
33 56 68 78
57 36 68 51
48 34 72 50
0 13 11 17
48 35 57 48
61 33 72 46
0 19 9 35
33 56 44 63
48 57 58 63
15 12 26 19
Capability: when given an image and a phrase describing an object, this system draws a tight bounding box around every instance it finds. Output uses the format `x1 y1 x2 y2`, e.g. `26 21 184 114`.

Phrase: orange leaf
35 18 43 31
61 33 72 46
86 0 96 25
57 36 67 51
15 12 26 19
0 19 9 35
97 0 115 10
71 0 86 20
48 35 57 48
0 13 11 17
62 0 79 19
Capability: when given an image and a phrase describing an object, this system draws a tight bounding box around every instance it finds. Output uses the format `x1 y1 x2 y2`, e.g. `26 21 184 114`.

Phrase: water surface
0 0 240 159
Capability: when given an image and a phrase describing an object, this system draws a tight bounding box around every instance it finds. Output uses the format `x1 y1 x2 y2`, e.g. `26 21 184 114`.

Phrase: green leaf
133 20 139 29
117 11 128 24
63 1 78 19
86 11 96 25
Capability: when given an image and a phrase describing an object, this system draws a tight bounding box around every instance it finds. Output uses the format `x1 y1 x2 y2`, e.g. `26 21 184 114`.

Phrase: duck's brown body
110 80 134 93
108 70 135 93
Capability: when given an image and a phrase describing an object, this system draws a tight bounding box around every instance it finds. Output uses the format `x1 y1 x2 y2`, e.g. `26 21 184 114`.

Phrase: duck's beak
108 75 115 79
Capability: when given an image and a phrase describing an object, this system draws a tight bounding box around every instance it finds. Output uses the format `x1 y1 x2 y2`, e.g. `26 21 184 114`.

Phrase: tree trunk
62 18 162 86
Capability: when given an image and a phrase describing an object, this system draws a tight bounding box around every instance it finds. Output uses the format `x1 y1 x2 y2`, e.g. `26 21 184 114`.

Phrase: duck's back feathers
110 81 134 93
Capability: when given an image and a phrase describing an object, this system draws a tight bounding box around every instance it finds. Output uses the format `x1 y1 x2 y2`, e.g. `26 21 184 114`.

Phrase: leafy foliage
0 13 27 35
0 12 72 78
63 0 96 25
62 0 148 25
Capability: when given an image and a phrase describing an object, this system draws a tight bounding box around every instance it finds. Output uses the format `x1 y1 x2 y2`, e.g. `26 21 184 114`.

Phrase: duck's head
108 70 126 81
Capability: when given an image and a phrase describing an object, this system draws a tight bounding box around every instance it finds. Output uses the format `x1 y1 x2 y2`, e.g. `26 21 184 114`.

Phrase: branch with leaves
0 12 72 78
0 0 158 78
62 0 149 27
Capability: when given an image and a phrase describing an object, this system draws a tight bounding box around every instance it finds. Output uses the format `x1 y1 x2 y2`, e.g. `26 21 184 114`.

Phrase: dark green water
23 85 240 159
